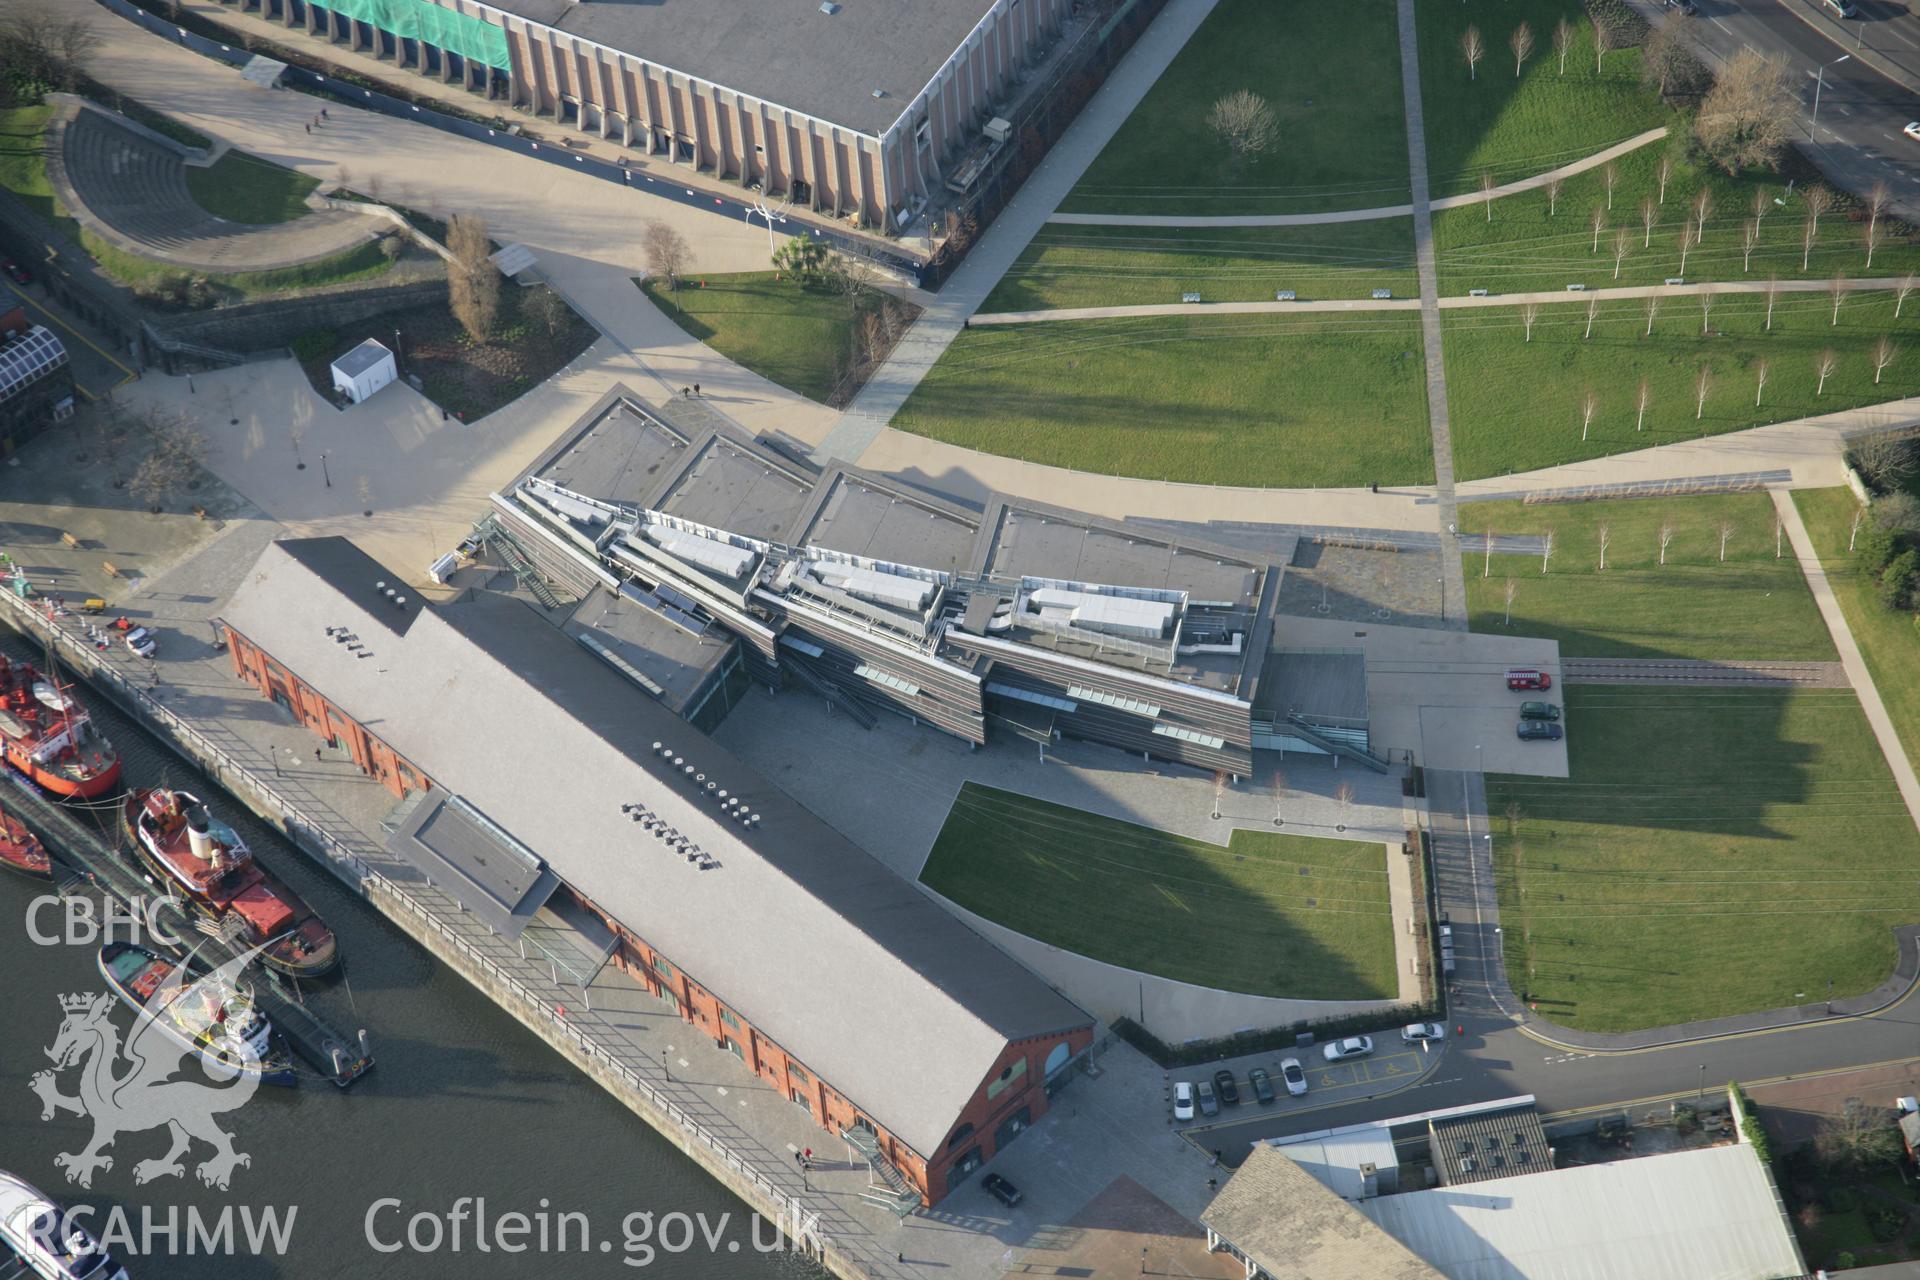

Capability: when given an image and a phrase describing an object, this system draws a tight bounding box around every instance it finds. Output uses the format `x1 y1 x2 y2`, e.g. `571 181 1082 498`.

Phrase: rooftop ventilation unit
642 525 756 580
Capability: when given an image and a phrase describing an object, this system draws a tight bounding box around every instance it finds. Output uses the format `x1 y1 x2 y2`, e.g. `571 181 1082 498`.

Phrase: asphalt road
1667 0 1920 218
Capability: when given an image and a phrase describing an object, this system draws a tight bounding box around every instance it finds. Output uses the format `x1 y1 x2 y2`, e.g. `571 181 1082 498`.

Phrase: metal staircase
477 515 561 609
840 1124 920 1217
1284 714 1394 773
783 656 879 729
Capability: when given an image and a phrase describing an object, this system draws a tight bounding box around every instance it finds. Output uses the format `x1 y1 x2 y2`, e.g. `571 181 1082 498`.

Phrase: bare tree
1541 528 1556 575
1752 183 1773 228
0 2 103 94
1510 22 1535 77
1579 386 1600 441
1801 212 1819 272
1485 527 1496 578
1612 227 1632 280
1829 273 1850 326
1694 49 1796 174
1699 282 1716 335
1585 293 1601 339
1597 161 1616 212
1597 521 1612 570
1815 348 1839 395
446 212 499 344
1658 152 1676 205
1636 377 1653 431
1546 176 1564 217
1866 181 1891 240
1805 184 1835 235
1676 225 1693 276
1482 170 1497 221
1593 17 1612 74
1717 519 1736 562
1694 364 1713 419
1643 19 1694 97
1463 25 1487 80
1271 771 1288 825
1554 17 1574 74
1853 433 1920 490
1641 197 1658 248
1691 187 1715 243
1504 577 1518 625
1754 357 1771 407
1207 90 1277 166
1863 217 1885 271
1644 292 1661 336
643 220 693 292
528 287 570 340
1850 505 1865 551
1740 219 1759 272
1816 1099 1910 1173
1873 336 1899 385
1522 301 1541 341
1658 521 1676 565
1334 781 1357 813
1765 274 1780 331
1898 272 1918 320
125 413 205 511
1591 206 1607 254
1775 510 1785 559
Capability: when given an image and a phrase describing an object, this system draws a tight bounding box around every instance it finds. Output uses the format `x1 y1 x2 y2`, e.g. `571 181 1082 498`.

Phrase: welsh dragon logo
28 943 269 1191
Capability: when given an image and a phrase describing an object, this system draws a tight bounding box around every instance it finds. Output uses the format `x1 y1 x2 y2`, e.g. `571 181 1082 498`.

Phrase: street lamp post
320 451 332 488
1697 1063 1705 1102
661 1048 671 1083
1810 55 1850 139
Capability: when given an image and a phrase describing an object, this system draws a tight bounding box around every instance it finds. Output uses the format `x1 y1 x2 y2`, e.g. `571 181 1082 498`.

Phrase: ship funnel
186 806 217 863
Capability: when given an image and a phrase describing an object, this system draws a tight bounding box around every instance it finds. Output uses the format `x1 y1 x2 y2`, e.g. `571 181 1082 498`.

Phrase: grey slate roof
485 0 1000 136
222 538 1091 1156
1200 1145 1443 1280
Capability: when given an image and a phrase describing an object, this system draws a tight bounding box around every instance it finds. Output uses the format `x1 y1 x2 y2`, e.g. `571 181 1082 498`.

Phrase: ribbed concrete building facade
214 0 1071 230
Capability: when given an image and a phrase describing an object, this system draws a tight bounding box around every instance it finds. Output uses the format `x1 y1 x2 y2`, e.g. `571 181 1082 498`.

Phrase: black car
1247 1067 1276 1105
0 259 29 286
981 1173 1023 1208
1517 720 1564 741
1212 1069 1241 1106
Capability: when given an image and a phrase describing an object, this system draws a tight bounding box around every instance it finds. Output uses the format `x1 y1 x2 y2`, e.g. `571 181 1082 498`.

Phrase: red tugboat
121 788 338 977
0 656 121 800
0 798 50 879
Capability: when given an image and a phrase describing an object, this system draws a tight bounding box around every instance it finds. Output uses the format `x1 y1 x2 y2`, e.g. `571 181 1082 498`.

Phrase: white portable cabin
330 339 397 405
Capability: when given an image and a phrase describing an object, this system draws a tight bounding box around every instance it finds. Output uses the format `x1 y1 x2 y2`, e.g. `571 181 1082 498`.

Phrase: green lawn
1491 685 1920 1032
1460 493 1835 659
979 220 1417 311
1058 0 1409 216
1447 292 1920 480
891 311 1434 488
640 272 890 405
1435 135 1920 294
1418 0 1665 197
182 149 318 224
0 104 61 227
920 783 1397 1000
79 229 394 297
1795 487 1920 776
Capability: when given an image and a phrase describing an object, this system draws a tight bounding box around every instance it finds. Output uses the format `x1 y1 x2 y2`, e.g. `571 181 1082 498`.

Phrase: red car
0 259 30 286
1506 668 1552 691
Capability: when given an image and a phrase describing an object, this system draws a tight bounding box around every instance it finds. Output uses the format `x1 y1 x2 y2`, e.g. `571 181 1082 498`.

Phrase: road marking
1540 1054 1920 1124
1711 16 1734 34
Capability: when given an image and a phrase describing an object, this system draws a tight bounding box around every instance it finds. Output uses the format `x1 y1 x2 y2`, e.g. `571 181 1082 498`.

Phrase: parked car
1213 1069 1241 1107
1401 1022 1446 1043
1663 0 1698 13
1517 720 1564 741
1322 1036 1374 1062
1506 668 1552 691
1437 923 1453 945
1279 1057 1309 1097
123 626 157 658
1196 1079 1219 1117
1519 701 1561 721
1906 121 1920 142
1820 0 1857 16
1247 1067 1276 1105
0 258 29 286
1173 1081 1195 1122
981 1173 1023 1208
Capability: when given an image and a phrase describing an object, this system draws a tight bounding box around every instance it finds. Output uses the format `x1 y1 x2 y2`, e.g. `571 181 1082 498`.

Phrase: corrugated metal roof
1270 1125 1400 1200
1357 1143 1804 1280
1428 1103 1550 1185
222 539 1092 1156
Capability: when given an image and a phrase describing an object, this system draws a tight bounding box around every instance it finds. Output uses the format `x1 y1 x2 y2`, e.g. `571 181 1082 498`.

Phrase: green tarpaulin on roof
316 0 511 72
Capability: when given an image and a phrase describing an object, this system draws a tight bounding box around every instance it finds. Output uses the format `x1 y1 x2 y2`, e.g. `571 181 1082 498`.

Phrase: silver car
1322 1035 1374 1062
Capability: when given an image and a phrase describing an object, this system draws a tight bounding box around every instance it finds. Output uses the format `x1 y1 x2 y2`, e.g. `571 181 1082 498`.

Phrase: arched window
947 1123 974 1152
1044 1042 1071 1078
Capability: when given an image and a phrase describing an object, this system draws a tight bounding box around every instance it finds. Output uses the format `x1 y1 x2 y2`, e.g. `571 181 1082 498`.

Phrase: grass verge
980 220 1417 311
892 311 1434 488
182 149 319 224
920 783 1397 1001
1446 292 1920 481
1459 492 1835 659
1491 685 1920 1032
1059 0 1409 216
1794 487 1920 776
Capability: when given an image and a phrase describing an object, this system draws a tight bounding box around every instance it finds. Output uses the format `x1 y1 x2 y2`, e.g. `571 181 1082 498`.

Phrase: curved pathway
1046 126 1669 228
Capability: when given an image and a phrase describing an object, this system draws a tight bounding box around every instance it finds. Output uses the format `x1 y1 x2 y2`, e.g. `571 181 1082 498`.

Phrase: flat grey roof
979 501 1265 608
654 435 816 542
531 398 691 506
331 338 391 379
388 793 559 938
486 0 998 136
567 587 736 714
1429 1104 1550 1186
1256 649 1368 723
791 469 980 576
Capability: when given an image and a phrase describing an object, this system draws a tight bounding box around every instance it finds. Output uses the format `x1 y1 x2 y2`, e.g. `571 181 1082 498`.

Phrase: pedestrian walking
692 383 700 397
321 107 329 120
304 123 311 135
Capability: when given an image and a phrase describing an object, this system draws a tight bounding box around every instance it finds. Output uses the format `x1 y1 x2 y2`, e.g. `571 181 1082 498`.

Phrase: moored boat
121 788 338 977
0 1170 130 1279
0 796 51 879
0 658 121 801
97 940 297 1088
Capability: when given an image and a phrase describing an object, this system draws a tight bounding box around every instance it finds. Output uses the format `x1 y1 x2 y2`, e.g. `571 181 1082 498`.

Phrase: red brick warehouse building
201 0 1073 232
220 537 1095 1206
